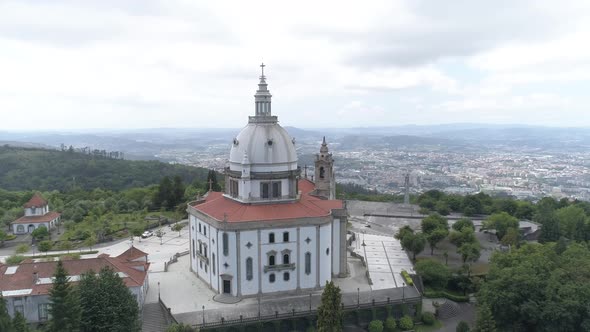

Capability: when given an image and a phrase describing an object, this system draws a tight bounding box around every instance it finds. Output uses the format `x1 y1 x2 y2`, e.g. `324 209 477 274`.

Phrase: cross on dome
260 62 265 78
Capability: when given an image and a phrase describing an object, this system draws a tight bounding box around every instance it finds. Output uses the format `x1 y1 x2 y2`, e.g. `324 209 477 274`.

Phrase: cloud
0 0 589 129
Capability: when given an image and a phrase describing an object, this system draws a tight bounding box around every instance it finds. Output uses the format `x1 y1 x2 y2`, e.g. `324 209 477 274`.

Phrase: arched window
326 248 330 255
269 274 276 283
17 225 24 233
305 252 311 275
283 254 290 265
246 257 253 280
212 253 216 275
319 167 325 179
192 240 196 258
269 255 275 266
283 272 290 281
269 233 275 243
222 233 229 256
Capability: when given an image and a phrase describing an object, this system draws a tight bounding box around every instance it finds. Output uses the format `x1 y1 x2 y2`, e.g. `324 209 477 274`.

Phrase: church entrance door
28 225 35 233
223 280 231 294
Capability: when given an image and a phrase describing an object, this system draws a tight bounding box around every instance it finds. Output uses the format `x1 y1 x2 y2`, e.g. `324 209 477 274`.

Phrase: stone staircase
142 302 169 332
436 300 461 320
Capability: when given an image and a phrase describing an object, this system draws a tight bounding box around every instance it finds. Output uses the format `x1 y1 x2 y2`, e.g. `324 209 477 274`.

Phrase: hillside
0 145 210 191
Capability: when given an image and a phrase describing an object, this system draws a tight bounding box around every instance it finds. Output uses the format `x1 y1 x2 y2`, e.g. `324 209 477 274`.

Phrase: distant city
3 124 589 202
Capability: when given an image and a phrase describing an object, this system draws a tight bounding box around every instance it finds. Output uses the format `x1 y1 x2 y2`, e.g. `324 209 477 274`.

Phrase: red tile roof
0 255 149 297
23 193 48 208
117 246 148 262
191 179 343 223
12 211 61 224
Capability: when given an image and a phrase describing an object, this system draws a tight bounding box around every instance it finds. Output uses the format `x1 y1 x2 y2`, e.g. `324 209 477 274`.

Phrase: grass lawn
415 319 444 331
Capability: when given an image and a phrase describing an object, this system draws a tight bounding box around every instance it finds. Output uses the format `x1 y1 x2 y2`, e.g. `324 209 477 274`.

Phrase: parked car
141 230 154 238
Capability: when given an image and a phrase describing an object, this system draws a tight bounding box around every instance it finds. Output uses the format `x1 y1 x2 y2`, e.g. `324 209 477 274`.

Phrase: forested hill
0 145 210 191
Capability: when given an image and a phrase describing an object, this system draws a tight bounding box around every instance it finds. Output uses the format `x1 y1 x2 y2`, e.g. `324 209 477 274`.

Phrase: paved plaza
351 234 414 291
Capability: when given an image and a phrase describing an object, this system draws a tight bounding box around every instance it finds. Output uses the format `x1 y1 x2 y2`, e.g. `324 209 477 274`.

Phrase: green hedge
423 289 469 302
401 270 414 286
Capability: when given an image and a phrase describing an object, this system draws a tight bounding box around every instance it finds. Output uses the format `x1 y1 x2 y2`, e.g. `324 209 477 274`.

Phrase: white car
141 230 154 239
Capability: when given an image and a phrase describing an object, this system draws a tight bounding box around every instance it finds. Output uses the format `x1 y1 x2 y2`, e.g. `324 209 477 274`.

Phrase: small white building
12 193 60 235
187 65 348 299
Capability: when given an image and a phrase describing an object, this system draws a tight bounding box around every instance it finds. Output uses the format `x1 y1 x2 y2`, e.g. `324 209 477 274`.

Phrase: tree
0 294 14 332
154 176 173 209
500 227 519 247
48 260 80 332
172 176 185 209
172 223 184 237
368 320 383 332
435 201 450 216
555 205 588 241
31 226 49 240
401 232 426 261
384 317 396 332
474 305 496 332
316 281 342 332
421 213 449 234
398 316 414 331
449 227 477 248
427 228 449 255
155 229 165 245
484 212 518 240
12 311 29 332
537 211 560 243
452 218 474 232
79 267 140 332
458 242 481 264
415 259 451 289
38 240 53 255
456 321 470 332
0 229 7 247
84 235 97 250
395 225 414 241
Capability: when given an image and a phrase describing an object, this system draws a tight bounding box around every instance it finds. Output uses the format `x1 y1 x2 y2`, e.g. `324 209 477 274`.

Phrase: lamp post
309 293 312 312
158 281 161 300
202 305 205 325
258 294 261 318
357 287 360 307
402 282 405 302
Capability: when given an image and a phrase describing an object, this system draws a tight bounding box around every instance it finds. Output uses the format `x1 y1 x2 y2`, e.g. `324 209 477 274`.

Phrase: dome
229 122 298 172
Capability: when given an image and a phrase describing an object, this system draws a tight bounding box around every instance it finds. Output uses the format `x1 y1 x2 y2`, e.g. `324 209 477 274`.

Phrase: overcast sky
1 0 589 130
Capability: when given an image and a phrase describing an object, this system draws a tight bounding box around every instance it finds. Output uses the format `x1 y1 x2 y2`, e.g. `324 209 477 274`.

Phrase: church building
187 65 347 299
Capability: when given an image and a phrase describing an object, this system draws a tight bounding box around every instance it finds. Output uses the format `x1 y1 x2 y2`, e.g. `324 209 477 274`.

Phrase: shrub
15 244 30 254
5 255 25 265
384 317 396 332
305 327 316 332
368 320 384 332
398 316 414 331
423 289 469 302
401 270 414 286
456 320 470 332
422 312 435 325
415 259 451 289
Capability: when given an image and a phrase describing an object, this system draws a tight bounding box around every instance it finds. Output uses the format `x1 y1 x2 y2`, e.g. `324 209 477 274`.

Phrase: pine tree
316 281 343 332
474 305 496 332
12 311 29 332
0 294 14 332
48 260 80 332
155 176 173 209
172 176 185 208
79 267 140 332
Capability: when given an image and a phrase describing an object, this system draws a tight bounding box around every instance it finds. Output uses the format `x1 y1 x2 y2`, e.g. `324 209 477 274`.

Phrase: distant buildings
11 193 60 235
0 246 150 324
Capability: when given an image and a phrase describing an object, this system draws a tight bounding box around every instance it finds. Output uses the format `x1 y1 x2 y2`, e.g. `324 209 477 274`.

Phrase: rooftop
191 179 343 223
0 246 149 297
23 193 48 208
12 211 61 224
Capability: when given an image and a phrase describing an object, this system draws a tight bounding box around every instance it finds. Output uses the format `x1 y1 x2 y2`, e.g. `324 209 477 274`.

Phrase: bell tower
313 137 335 199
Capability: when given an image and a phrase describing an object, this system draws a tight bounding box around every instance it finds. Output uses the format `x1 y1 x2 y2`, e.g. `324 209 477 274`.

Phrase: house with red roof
11 193 61 235
0 246 150 323
187 66 348 301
